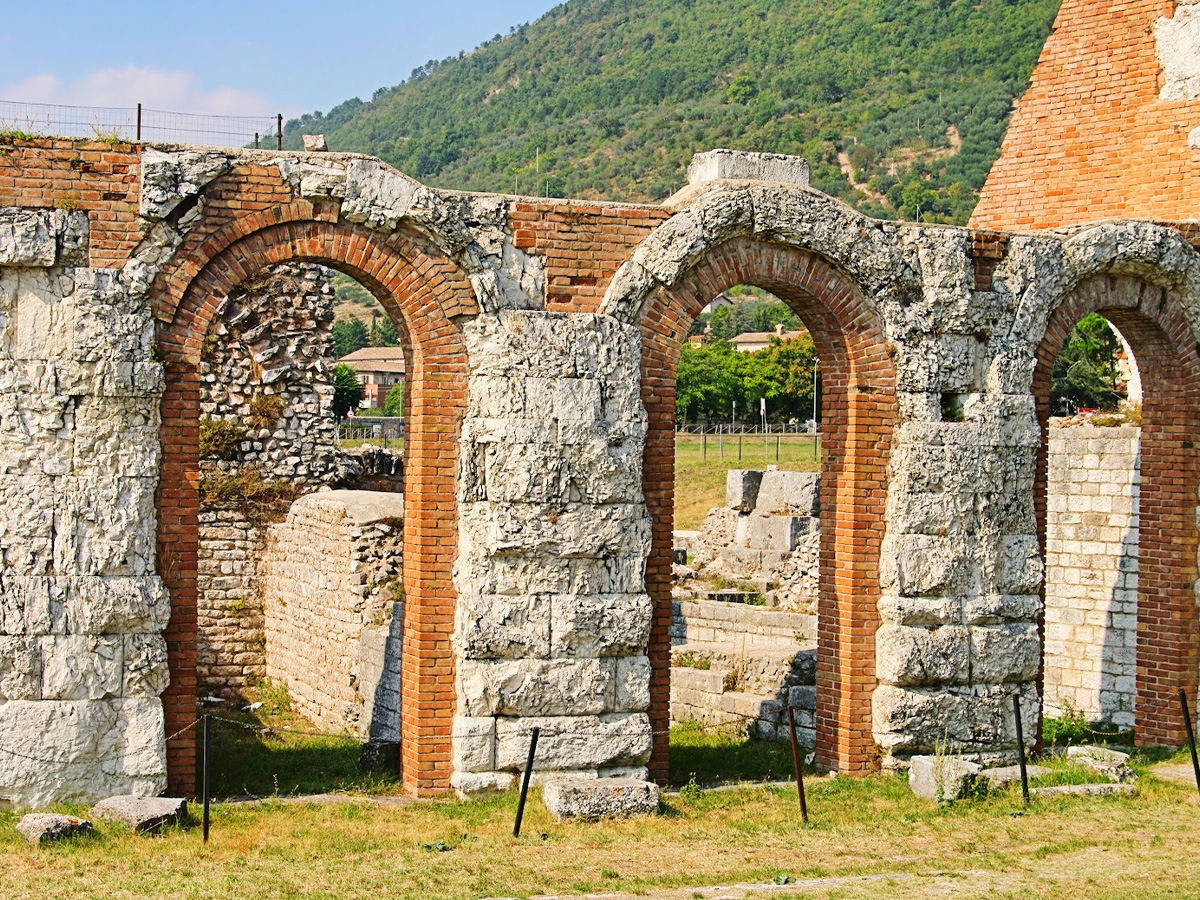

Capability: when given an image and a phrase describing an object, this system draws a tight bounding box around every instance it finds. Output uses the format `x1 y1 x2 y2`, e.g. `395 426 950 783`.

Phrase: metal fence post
202 714 212 842
513 727 540 837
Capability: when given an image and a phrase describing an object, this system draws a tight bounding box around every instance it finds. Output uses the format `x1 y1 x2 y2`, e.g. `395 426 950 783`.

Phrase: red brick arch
637 237 897 776
153 216 474 795
1033 273 1200 745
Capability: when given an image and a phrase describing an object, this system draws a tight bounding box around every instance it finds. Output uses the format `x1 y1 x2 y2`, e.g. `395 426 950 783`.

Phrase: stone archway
1033 271 1200 746
153 216 474 795
607 199 901 775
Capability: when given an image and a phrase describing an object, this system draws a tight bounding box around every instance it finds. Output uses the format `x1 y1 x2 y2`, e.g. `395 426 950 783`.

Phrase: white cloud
1 66 277 116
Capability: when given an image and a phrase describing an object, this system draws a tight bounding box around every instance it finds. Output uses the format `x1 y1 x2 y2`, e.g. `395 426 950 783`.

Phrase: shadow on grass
202 714 401 799
668 721 799 787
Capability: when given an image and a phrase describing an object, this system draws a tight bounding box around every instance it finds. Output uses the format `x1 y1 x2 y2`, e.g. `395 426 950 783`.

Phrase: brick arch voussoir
1032 271 1200 749
601 185 916 325
637 236 897 779
153 215 472 797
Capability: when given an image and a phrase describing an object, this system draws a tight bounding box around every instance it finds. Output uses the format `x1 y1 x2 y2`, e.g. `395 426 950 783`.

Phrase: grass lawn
673 433 820 530
5 723 1200 900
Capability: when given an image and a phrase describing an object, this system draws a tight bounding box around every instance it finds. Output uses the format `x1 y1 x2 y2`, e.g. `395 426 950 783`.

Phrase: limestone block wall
452 311 653 793
261 491 404 740
1043 422 1140 727
0 208 169 807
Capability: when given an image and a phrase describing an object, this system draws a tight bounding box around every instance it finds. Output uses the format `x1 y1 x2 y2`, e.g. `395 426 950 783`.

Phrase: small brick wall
1043 423 1140 728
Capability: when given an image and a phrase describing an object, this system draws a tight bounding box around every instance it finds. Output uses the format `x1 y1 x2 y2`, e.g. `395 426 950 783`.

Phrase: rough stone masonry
1 136 1199 805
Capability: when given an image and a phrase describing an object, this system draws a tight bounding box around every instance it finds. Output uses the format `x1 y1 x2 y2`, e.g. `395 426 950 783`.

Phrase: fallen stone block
1066 745 1137 783
15 813 94 844
1030 783 1135 798
90 795 187 833
726 470 763 512
980 764 1051 789
909 754 984 802
542 778 660 821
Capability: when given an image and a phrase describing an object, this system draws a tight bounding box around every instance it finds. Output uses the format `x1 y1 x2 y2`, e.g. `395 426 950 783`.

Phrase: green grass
669 721 799 787
202 683 402 799
6 726 1200 900
673 432 820 530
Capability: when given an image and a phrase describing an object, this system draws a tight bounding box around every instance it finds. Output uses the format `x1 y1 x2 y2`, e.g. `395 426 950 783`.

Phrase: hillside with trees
283 0 1059 224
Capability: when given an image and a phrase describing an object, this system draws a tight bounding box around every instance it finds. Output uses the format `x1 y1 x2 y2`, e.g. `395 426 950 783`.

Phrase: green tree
676 342 740 422
332 363 366 420
384 381 405 417
332 317 369 358
1050 313 1125 413
369 315 400 347
708 306 736 340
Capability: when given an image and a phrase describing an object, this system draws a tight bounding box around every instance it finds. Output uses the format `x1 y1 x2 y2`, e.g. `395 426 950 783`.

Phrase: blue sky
0 1 559 119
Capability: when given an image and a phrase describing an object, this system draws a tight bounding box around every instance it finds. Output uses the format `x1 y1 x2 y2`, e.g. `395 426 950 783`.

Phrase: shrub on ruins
247 394 287 431
199 417 249 460
332 363 366 420
199 469 300 524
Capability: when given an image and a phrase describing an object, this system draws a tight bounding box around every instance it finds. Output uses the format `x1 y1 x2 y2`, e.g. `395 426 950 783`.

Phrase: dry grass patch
3 755 1200 900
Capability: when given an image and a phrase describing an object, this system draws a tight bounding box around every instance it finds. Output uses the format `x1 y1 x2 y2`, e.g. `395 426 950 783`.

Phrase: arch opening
669 285 823 779
1034 274 1200 749
155 219 469 796
637 237 897 778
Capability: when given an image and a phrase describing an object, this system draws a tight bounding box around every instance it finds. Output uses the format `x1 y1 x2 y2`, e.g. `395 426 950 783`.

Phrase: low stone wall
670 599 817 745
1043 422 1140 727
261 491 404 740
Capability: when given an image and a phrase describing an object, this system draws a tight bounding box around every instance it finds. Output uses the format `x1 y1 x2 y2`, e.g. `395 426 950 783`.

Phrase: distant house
339 347 406 408
729 324 808 353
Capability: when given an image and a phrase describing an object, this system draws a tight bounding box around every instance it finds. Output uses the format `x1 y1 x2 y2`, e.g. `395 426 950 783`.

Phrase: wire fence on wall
0 100 282 150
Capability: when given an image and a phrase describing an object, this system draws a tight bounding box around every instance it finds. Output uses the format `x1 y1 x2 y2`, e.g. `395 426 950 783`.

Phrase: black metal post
1013 694 1030 805
738 432 742 460
1179 689 1200 797
136 103 142 142
513 727 540 838
787 706 809 823
254 132 259 150
702 428 707 460
776 432 780 461
202 714 211 843
276 114 283 151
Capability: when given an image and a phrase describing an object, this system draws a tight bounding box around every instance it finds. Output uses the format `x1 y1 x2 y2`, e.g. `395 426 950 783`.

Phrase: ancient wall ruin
971 0 1200 235
261 491 404 740
1 136 1199 805
1044 422 1141 728
197 262 339 696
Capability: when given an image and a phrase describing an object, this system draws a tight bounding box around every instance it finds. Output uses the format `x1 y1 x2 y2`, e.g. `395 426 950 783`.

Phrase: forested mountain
283 0 1059 224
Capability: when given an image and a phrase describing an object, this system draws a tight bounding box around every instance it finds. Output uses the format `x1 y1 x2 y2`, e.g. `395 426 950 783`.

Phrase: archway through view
1034 276 1200 750
194 263 410 795
636 238 897 782
668 284 824 782
1040 312 1141 741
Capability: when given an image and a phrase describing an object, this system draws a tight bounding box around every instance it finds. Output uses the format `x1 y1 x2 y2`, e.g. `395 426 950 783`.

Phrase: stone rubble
90 795 187 832
15 813 94 844
541 777 660 821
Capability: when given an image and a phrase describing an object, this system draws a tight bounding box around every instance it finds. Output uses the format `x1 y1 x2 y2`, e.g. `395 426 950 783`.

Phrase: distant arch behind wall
153 214 474 795
630 236 897 777
1033 272 1200 746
